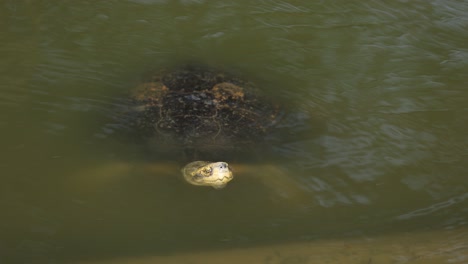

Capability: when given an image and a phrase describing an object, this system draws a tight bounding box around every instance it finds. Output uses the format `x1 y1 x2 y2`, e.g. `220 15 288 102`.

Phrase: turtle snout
212 162 232 180
202 161 234 189
218 162 228 169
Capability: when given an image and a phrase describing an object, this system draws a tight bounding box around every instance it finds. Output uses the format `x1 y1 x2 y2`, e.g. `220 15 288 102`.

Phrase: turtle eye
202 167 212 176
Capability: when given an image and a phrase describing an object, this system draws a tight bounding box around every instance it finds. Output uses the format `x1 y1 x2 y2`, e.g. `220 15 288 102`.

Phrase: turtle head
182 161 233 189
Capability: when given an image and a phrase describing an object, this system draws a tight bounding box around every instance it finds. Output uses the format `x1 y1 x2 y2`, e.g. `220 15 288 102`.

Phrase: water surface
1 1 467 263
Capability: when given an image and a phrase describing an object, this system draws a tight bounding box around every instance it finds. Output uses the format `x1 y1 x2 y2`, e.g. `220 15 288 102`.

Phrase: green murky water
1 1 467 263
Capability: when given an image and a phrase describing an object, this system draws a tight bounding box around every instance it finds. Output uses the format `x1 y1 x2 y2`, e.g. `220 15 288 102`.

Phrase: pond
1 1 467 263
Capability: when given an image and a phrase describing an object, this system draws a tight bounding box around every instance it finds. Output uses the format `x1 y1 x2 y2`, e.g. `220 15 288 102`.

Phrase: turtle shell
129 64 280 161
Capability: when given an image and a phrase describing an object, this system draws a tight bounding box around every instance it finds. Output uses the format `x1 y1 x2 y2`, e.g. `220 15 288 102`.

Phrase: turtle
126 64 282 189
78 63 312 199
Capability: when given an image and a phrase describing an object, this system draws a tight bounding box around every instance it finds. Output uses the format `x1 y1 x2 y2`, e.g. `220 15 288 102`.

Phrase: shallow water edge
73 227 468 264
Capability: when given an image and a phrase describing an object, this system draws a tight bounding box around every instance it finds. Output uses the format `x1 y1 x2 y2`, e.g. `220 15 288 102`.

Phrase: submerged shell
130 64 280 160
